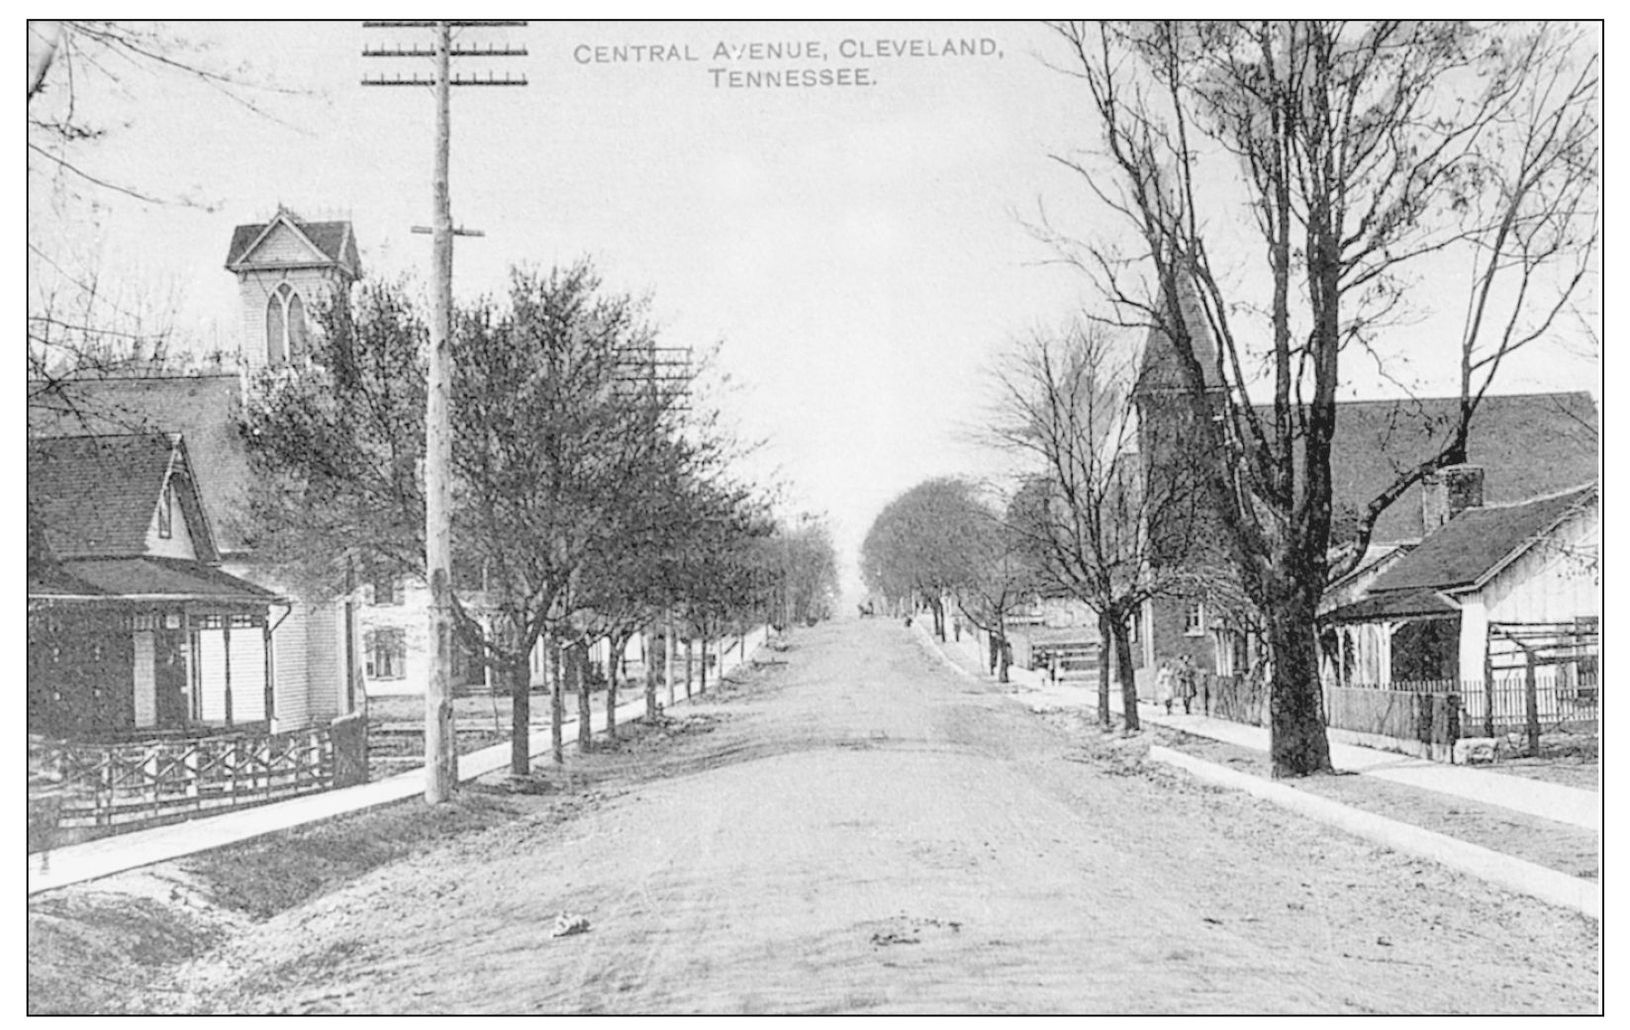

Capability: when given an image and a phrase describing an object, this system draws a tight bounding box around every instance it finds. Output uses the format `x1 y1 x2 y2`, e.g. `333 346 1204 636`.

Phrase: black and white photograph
27 18 1601 1014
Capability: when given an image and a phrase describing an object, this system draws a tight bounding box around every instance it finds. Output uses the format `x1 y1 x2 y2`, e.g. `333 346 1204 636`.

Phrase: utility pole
363 20 527 804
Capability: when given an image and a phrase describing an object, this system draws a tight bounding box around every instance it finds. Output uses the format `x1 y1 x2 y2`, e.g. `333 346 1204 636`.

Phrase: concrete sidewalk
29 629 770 896
926 627 1599 831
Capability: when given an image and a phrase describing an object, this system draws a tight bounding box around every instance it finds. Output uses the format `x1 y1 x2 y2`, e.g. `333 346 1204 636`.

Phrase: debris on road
552 912 590 938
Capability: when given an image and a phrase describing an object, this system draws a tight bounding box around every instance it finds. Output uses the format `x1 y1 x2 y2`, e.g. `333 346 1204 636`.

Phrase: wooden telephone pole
363 20 527 803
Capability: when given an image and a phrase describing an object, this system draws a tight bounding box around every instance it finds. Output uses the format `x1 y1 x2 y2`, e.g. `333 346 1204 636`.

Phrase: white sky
28 20 1602 603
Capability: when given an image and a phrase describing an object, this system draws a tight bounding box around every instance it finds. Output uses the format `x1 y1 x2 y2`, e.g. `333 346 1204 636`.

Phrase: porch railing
29 724 336 831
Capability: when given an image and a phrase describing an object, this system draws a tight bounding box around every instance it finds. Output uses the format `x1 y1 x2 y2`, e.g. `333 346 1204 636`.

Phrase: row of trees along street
27 20 842 787
243 263 839 777
866 21 1597 776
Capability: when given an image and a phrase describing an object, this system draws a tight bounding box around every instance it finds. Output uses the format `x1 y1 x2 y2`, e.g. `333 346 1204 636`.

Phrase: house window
365 628 406 680
1184 602 1205 637
265 283 310 367
371 572 402 606
157 482 174 539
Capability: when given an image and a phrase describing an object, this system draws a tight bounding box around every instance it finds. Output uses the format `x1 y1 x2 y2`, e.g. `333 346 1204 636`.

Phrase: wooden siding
272 605 312 730
303 602 344 726
142 483 198 559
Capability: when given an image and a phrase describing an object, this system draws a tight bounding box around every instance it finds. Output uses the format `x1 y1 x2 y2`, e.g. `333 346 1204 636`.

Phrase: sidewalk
918 623 1599 918
29 628 771 896
923 626 1599 831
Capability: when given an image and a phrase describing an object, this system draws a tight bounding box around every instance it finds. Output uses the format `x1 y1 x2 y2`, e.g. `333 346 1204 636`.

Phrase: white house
1321 473 1599 688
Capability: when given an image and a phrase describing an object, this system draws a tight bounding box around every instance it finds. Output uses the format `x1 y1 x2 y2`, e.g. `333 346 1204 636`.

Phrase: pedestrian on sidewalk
1155 659 1174 714
1178 656 1197 715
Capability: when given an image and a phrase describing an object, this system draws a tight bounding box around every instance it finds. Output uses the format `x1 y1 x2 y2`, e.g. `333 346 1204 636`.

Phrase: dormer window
266 283 310 367
158 482 174 539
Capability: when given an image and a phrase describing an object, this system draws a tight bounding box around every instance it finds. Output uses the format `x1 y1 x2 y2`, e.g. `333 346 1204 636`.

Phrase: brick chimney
1421 464 1485 534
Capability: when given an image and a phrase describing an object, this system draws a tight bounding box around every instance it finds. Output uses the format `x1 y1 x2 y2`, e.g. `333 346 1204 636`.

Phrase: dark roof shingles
226 217 358 274
1326 392 1597 543
28 376 252 553
53 557 280 601
28 435 175 559
1368 485 1596 594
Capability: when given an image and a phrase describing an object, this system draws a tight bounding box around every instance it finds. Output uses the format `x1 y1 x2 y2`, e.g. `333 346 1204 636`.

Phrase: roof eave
1467 490 1597 593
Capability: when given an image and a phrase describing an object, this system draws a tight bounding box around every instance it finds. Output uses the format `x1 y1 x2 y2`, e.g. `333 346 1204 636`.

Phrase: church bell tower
223 207 361 371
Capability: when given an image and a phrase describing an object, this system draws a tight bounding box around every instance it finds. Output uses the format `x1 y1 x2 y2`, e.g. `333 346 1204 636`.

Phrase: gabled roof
29 375 252 554
1326 392 1598 544
27 433 217 563
1366 484 1597 595
225 210 360 277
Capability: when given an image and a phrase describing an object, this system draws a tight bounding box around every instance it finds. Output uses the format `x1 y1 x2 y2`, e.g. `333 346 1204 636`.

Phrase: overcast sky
29 20 1601 601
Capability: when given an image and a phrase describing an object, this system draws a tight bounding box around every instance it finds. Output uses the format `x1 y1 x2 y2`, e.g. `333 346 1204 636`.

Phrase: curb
1148 745 1600 920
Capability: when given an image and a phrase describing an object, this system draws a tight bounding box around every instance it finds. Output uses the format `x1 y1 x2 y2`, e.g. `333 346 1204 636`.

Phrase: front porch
29 602 284 742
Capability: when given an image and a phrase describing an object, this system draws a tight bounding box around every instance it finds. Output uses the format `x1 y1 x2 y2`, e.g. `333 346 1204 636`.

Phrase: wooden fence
1334 674 1598 739
1204 674 1270 727
1197 672 1597 762
29 723 346 833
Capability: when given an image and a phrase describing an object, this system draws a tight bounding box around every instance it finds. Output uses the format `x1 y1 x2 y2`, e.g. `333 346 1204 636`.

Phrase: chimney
1421 464 1485 534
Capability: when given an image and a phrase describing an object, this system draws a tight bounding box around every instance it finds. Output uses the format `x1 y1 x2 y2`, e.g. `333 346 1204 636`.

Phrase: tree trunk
929 597 946 640
548 628 563 765
699 635 709 694
645 627 660 721
987 633 1000 675
1096 613 1113 729
1266 588 1333 776
577 642 592 753
996 632 1010 684
665 611 675 708
1113 616 1139 732
606 635 620 742
508 651 530 776
684 637 693 699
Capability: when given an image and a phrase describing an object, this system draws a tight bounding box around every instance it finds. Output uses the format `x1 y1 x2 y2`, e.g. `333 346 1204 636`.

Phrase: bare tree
992 323 1212 730
29 20 303 416
1044 21 1599 775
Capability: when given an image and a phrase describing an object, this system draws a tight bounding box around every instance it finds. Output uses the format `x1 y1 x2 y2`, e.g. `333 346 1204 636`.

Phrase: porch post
185 610 200 721
263 618 276 729
223 616 234 727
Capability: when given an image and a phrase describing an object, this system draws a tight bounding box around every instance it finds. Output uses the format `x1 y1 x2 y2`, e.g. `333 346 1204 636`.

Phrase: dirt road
145 620 1598 1013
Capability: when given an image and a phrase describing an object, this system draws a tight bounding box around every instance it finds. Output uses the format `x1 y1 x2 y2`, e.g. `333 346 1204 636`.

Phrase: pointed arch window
265 283 309 366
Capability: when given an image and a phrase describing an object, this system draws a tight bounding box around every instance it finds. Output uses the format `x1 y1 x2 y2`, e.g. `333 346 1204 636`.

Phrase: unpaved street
146 620 1597 1013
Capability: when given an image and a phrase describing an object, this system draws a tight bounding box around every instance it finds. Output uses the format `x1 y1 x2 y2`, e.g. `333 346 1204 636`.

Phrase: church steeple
1135 274 1224 398
224 208 360 371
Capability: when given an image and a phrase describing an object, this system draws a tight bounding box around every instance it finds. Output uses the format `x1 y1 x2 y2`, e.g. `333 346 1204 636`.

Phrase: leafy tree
762 516 841 628
1044 21 1598 774
245 262 702 777
951 490 1040 684
861 478 985 640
